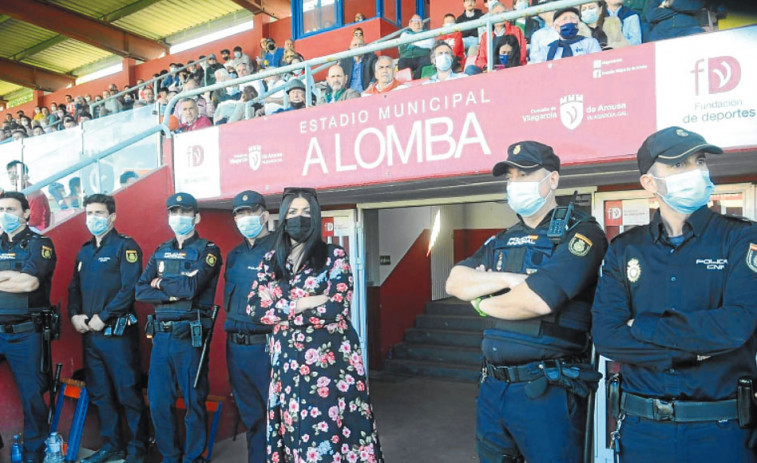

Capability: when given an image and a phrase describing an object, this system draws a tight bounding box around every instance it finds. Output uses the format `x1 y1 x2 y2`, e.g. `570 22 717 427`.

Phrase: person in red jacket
437 13 466 68
177 98 212 132
5 161 51 230
465 2 527 74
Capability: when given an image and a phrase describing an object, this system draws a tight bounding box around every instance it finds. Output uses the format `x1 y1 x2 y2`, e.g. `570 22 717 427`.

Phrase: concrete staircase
384 298 489 382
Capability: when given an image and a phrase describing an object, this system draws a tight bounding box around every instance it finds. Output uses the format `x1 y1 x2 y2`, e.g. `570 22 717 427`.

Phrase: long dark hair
493 35 522 68
270 190 329 281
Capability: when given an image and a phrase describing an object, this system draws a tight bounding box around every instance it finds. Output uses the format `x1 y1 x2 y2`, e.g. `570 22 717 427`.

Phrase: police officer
445 141 607 462
592 127 757 462
67 194 148 463
135 192 222 463
224 191 274 463
0 191 56 463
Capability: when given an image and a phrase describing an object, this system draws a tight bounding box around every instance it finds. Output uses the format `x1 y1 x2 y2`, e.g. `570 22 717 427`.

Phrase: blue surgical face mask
506 175 551 217
168 215 195 236
230 72 238 79
236 215 264 239
498 54 509 66
0 212 22 234
560 22 579 39
654 169 715 214
227 87 240 96
581 8 599 24
435 54 453 72
234 51 242 58
86 215 110 236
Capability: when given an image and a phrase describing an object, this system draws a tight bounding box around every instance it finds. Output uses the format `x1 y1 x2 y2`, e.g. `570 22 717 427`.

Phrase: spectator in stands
229 45 252 68
78 112 92 125
31 126 45 137
540 7 602 61
362 56 407 95
63 116 77 130
258 38 269 66
65 94 76 115
11 129 26 142
493 35 523 69
318 64 361 104
73 96 89 121
119 171 139 187
273 79 308 114
178 98 212 132
580 2 610 48
529 0 560 62
513 0 545 42
438 13 466 67
141 87 155 105
426 41 467 83
32 106 45 123
606 0 642 45
398 15 434 79
467 2 527 74
4 113 12 124
220 49 232 65
236 62 266 98
284 39 295 53
353 27 364 39
457 0 485 49
6 160 51 230
205 54 224 86
355 12 366 22
53 105 66 126
180 80 210 121
41 106 53 126
19 116 32 135
211 68 240 108
339 36 378 94
263 39 285 68
102 90 124 116
645 0 703 42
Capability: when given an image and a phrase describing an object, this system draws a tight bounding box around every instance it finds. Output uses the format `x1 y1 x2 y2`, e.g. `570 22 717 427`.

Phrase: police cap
492 141 560 177
166 192 198 211
232 190 266 213
637 126 723 174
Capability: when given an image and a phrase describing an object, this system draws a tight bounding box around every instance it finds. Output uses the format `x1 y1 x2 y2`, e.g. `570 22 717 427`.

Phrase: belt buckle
653 399 675 421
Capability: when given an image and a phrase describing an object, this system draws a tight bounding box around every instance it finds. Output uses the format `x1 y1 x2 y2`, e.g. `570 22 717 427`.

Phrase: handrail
90 57 209 112
20 125 165 196
161 0 591 136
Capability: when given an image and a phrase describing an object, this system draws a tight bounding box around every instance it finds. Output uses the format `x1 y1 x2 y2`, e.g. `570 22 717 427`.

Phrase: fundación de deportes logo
187 145 204 168
560 94 584 130
248 145 262 171
691 56 741 96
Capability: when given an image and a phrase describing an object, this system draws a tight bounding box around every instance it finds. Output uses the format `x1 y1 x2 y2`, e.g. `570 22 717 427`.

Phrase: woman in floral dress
247 187 382 463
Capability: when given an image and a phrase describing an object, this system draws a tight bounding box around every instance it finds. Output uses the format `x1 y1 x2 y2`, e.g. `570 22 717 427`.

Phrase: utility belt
145 313 210 348
228 331 268 346
608 374 752 425
0 320 37 334
482 357 601 399
102 313 138 337
492 318 588 348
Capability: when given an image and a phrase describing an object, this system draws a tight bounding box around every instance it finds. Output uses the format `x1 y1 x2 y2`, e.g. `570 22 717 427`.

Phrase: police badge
626 258 641 283
568 233 592 257
747 243 757 273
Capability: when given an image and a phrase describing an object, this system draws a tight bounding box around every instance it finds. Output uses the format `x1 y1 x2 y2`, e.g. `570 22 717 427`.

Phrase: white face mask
435 54 453 72
506 175 551 217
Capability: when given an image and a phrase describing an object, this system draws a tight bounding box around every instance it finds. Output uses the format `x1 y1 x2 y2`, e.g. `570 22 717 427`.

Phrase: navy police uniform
135 193 222 463
0 225 56 462
458 142 607 462
224 191 274 463
592 128 757 462
67 229 148 461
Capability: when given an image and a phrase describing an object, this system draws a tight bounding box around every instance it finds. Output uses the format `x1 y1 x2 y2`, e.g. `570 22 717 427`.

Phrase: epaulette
723 213 754 224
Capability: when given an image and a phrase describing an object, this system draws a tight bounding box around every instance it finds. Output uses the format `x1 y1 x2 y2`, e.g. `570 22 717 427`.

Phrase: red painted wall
453 228 501 263
376 230 431 368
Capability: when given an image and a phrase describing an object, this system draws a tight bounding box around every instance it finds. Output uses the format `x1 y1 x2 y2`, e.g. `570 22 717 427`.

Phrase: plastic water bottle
11 435 24 463
43 432 64 463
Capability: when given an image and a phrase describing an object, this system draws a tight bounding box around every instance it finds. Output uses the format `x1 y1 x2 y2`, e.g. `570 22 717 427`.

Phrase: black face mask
285 216 312 243
291 101 306 109
268 43 276 51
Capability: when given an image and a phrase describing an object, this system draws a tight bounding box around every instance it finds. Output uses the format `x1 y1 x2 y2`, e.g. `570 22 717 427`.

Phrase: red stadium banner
173 26 757 201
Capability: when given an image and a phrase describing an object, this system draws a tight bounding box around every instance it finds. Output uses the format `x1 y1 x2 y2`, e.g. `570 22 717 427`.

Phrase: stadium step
392 342 481 365
383 358 480 383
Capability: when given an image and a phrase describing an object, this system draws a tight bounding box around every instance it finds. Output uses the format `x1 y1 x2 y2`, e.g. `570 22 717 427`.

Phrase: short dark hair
444 13 456 20
6 160 28 174
83 194 116 214
221 49 230 54
0 191 30 211
233 46 242 52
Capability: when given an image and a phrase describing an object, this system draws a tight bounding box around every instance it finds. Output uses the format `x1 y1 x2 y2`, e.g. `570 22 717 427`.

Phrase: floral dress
247 244 383 463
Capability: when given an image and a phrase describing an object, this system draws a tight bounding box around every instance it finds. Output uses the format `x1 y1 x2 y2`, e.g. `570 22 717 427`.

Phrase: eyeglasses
282 187 317 200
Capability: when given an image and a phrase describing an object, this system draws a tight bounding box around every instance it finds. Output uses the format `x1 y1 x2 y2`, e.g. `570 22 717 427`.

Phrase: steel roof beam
229 0 278 19
0 57 75 92
0 0 168 61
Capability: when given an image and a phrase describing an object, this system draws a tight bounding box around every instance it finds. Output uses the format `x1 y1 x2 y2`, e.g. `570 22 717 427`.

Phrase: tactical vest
0 237 32 315
154 238 211 320
224 243 271 333
482 217 595 364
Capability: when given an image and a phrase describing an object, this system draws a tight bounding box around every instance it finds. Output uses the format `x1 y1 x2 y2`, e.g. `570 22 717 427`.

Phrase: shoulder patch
41 245 53 259
626 258 641 283
747 243 757 273
125 250 138 263
206 253 218 267
568 233 592 257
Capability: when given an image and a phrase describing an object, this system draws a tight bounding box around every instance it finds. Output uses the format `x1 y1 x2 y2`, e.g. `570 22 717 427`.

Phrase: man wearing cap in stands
136 192 222 463
532 7 602 62
224 191 275 463
592 127 757 462
446 141 607 462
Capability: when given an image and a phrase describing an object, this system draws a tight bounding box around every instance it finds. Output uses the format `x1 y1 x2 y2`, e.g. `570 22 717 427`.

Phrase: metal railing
161 0 591 136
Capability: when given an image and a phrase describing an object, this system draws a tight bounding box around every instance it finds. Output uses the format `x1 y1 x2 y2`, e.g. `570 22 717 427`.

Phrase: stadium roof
0 0 290 100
